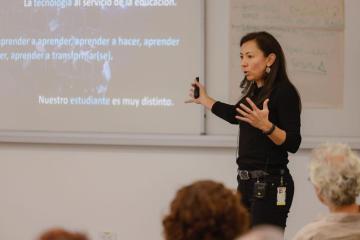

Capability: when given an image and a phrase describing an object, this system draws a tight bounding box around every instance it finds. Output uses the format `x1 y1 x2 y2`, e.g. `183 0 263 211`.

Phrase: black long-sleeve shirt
211 81 301 170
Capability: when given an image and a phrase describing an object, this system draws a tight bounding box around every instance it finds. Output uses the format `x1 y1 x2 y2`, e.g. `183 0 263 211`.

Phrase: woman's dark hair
163 180 249 240
240 31 301 110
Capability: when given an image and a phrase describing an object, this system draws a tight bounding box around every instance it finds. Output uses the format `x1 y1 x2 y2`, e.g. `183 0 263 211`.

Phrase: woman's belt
237 169 288 180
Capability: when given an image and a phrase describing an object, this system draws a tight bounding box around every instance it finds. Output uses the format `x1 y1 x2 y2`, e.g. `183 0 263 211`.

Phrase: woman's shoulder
272 80 299 99
292 218 329 240
274 80 297 92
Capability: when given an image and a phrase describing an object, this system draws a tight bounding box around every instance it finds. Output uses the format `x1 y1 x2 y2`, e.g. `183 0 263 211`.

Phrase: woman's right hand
185 80 216 110
185 80 207 105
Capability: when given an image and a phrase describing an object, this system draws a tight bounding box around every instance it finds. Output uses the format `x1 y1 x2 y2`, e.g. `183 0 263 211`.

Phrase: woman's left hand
236 98 272 131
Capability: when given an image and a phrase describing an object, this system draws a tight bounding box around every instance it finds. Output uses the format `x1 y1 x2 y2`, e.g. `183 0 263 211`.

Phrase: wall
0 143 238 240
0 142 324 240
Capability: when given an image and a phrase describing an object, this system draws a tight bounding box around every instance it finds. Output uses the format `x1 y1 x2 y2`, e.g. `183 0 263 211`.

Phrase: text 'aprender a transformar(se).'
24 0 177 8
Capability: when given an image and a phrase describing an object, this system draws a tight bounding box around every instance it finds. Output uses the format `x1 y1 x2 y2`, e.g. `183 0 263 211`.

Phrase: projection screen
0 0 204 143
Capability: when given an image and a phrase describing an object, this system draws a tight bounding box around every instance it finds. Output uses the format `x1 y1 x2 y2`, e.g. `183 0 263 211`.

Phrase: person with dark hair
38 228 88 240
163 180 249 240
186 31 301 229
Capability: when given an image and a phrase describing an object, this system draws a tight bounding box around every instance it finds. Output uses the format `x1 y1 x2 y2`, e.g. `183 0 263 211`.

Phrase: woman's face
240 40 272 85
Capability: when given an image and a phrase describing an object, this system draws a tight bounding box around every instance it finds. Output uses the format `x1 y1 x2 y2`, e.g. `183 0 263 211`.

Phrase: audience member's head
309 143 360 209
163 180 249 240
292 143 360 240
38 228 88 240
237 225 283 240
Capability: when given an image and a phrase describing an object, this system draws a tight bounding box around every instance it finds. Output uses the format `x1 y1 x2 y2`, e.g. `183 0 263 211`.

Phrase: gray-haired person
293 143 360 240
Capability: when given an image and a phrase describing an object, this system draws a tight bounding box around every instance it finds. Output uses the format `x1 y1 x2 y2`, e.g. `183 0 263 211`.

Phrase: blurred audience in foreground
237 225 283 240
163 180 249 240
38 228 88 240
293 143 360 240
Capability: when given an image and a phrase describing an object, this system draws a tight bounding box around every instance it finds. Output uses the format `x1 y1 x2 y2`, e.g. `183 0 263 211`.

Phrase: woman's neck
329 203 359 214
255 79 264 87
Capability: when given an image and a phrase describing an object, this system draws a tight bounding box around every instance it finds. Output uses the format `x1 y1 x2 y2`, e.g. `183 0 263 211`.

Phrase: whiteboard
230 0 344 108
224 0 360 148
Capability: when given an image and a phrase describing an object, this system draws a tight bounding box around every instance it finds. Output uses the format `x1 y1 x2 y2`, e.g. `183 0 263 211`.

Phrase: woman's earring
266 66 271 74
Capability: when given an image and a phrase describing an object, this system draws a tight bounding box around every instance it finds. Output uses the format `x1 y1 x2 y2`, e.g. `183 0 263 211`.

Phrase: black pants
237 171 294 229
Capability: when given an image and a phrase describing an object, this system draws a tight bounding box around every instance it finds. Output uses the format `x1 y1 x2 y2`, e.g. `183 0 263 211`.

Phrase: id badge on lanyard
277 175 286 206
